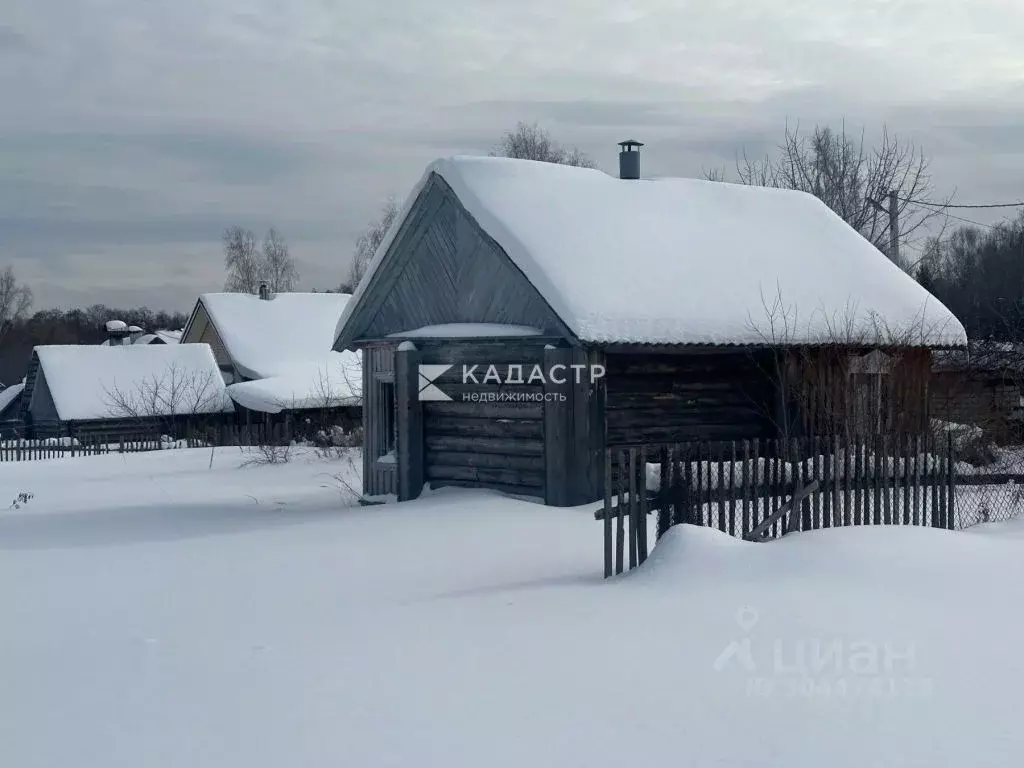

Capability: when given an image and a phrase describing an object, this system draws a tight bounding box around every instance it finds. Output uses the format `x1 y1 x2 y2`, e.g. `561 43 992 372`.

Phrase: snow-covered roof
154 329 182 344
33 344 234 421
338 156 966 348
105 320 127 332
226 350 362 414
198 293 352 379
0 381 25 416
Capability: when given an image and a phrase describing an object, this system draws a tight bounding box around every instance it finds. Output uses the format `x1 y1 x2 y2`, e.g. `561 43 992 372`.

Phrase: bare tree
224 226 300 294
491 122 595 168
261 227 299 292
223 226 262 294
104 363 225 431
0 266 32 338
341 197 399 293
707 122 946 270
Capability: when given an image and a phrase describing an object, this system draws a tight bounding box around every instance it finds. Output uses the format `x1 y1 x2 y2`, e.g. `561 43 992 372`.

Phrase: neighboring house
101 324 182 346
19 343 234 440
333 146 966 504
134 329 183 345
180 291 361 431
931 342 1024 442
0 380 26 438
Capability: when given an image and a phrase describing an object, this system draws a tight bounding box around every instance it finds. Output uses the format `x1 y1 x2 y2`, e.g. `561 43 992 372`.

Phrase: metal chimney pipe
618 139 643 179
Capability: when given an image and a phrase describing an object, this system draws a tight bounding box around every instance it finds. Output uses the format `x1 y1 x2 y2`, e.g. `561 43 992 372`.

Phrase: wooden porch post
395 342 424 501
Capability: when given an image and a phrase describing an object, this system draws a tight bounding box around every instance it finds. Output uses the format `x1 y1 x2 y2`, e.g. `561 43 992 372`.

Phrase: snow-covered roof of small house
195 292 353 379
336 156 966 348
154 329 182 343
32 344 234 422
226 350 362 414
0 380 25 417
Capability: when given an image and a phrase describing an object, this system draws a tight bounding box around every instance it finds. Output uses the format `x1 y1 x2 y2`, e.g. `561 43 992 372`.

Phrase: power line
903 203 997 229
901 197 1024 210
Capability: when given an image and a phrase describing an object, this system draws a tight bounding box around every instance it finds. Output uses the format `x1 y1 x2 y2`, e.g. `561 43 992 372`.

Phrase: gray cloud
0 25 30 53
3 0 1024 309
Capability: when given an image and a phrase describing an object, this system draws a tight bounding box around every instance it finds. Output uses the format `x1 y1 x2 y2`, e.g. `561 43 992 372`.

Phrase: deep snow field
2 447 1023 767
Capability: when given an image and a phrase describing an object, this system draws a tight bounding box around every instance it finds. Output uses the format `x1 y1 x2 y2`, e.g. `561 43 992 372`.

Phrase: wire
925 208 997 229
901 197 1024 210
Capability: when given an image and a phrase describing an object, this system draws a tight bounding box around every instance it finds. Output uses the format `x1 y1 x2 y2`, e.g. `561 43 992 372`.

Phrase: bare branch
343 198 400 293
490 122 595 168
0 266 33 339
262 228 299 292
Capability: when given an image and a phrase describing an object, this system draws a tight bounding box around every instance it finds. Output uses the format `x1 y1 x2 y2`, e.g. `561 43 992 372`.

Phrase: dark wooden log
428 479 543 497
424 416 543 440
424 436 543 456
426 464 543 487
424 402 543 420
427 451 543 471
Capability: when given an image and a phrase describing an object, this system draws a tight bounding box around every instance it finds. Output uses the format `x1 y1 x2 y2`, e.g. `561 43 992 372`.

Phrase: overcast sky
3 0 1023 313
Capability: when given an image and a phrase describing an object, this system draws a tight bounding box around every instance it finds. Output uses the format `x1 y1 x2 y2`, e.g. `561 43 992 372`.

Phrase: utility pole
888 190 900 267
867 190 900 265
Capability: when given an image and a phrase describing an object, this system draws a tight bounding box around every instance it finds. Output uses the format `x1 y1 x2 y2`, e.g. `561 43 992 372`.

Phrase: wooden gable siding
25 356 61 424
18 353 41 424
182 303 233 371
337 174 569 348
604 351 776 446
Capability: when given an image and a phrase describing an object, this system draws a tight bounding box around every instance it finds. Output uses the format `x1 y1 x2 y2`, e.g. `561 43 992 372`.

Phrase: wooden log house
334 144 967 505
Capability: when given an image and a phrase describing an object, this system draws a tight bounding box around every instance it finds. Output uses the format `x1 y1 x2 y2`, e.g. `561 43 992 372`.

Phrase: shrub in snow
932 419 998 467
242 443 292 466
311 428 364 456
10 491 32 510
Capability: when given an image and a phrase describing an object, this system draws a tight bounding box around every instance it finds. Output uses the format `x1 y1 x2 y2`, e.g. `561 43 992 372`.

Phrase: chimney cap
618 139 644 150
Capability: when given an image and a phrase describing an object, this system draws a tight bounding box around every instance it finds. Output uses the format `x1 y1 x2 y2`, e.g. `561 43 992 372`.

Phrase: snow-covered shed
19 343 234 439
333 147 967 505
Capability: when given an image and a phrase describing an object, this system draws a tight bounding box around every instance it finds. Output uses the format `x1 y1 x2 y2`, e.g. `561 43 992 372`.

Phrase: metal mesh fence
952 446 1024 528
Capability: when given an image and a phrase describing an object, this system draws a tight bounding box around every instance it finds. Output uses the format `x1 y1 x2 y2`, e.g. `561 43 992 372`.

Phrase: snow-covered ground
2 448 1024 767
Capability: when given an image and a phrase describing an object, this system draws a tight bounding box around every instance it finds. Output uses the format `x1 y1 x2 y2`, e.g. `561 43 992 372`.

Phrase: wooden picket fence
0 422 299 462
598 433 962 578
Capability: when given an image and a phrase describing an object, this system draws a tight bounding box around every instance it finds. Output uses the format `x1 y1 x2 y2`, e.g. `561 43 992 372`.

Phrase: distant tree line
917 211 1024 340
0 296 188 386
